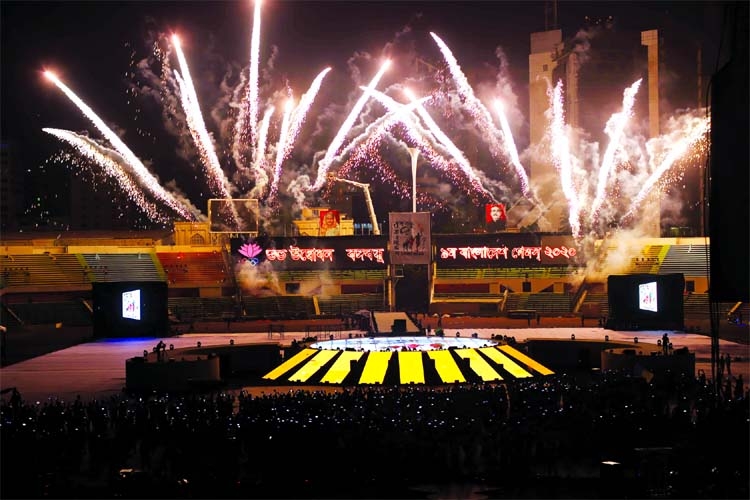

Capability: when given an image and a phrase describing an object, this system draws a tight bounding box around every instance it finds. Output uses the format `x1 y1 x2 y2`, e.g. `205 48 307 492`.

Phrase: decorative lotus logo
238 241 263 265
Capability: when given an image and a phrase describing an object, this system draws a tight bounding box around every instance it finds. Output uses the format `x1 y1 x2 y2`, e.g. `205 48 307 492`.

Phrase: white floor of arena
0 327 747 402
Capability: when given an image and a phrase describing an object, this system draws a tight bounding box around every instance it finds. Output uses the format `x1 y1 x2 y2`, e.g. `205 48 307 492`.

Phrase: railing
499 289 509 311
572 287 588 314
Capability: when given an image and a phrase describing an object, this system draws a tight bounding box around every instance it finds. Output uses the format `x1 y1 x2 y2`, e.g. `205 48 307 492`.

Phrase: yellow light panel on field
499 345 555 375
455 349 502 381
398 351 425 385
320 350 363 384
288 350 338 382
358 351 392 384
479 347 533 378
427 350 466 383
262 348 317 380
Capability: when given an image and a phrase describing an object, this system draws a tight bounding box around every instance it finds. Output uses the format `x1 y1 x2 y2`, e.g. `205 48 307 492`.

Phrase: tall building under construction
528 17 662 235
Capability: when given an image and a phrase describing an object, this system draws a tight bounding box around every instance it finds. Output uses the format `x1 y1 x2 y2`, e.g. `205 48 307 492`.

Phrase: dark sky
0 0 728 228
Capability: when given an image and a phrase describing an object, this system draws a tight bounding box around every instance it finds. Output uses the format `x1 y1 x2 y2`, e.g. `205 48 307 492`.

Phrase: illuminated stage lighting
262 336 554 385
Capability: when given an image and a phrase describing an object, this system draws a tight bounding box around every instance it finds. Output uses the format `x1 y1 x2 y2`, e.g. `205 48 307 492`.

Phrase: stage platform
264 335 554 385
310 335 493 351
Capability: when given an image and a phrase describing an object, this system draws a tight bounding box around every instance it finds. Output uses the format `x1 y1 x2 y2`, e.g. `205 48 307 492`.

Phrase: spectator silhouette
155 340 166 361
734 374 744 399
0 325 6 364
0 369 748 499
9 387 21 408
725 377 734 400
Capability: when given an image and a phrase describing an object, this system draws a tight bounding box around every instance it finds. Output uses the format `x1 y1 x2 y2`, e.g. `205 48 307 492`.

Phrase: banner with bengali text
433 233 582 267
231 236 389 270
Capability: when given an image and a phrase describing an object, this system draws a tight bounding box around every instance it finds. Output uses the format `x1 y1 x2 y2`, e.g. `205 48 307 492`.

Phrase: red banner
318 209 340 236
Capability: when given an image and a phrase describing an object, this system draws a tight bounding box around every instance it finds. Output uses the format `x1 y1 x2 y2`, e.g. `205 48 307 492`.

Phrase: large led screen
121 289 141 320
92 282 168 338
607 274 684 331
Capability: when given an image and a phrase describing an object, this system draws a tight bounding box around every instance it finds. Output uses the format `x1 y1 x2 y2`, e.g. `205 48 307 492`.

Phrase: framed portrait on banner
389 212 431 264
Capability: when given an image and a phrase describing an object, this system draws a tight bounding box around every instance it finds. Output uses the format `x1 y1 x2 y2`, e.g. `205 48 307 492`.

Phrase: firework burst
40 1 709 238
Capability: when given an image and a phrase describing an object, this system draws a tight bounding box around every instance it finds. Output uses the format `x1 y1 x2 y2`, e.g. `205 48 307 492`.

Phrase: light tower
407 147 420 213
641 29 661 237
528 28 563 232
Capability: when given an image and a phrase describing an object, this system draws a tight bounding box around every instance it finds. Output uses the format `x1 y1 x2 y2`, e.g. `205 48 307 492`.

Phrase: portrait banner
389 212 431 264
319 209 341 236
485 203 507 233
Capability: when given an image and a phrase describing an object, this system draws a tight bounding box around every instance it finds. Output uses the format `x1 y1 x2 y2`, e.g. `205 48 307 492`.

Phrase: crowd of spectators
1 370 747 499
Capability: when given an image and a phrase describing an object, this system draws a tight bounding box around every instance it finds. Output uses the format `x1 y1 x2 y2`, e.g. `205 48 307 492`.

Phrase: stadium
1 223 748 499
1 1 747 498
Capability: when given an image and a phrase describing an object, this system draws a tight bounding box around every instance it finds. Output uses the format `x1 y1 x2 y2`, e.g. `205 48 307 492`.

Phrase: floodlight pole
407 147 420 213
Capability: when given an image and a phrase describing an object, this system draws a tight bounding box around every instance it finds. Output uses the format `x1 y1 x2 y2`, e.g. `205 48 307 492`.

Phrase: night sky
0 1 728 231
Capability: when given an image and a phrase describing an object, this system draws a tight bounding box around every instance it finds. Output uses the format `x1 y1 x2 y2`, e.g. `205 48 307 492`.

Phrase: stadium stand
659 244 710 277
157 251 228 286
81 253 162 282
0 233 742 329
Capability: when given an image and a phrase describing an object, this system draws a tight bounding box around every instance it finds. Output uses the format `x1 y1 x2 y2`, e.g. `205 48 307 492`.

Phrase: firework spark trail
269 98 294 199
366 89 438 156
231 71 249 171
264 67 330 200
43 128 171 224
620 116 710 222
280 67 331 165
311 59 391 190
494 100 529 195
249 0 262 145
231 0 261 171
250 105 274 196
331 96 432 166
172 36 241 229
44 71 197 220
372 90 493 199
235 0 262 155
338 132 478 209
590 79 642 219
549 80 583 238
336 136 415 202
171 35 234 201
403 88 489 193
430 32 531 196
365 89 452 154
